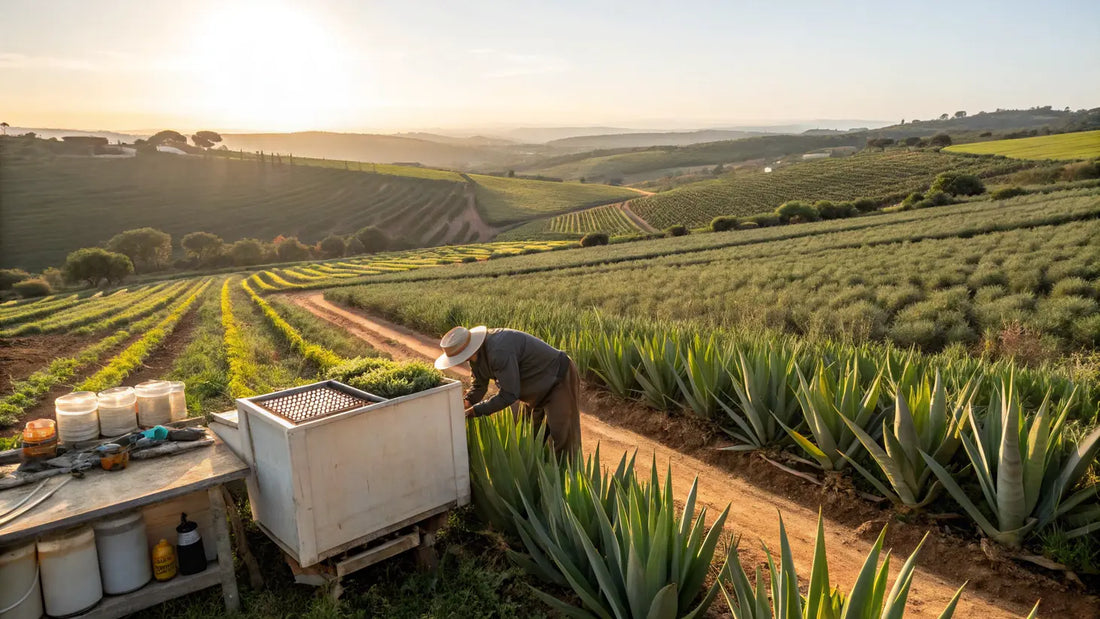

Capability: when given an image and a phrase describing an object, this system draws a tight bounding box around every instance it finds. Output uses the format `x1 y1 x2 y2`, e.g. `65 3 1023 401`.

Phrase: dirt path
287 292 1093 619
619 201 657 233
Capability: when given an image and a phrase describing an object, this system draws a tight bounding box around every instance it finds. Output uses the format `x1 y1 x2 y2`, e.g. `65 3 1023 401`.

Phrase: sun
186 2 360 131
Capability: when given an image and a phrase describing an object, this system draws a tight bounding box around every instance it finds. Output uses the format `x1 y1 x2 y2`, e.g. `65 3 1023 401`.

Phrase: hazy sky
2 0 1098 133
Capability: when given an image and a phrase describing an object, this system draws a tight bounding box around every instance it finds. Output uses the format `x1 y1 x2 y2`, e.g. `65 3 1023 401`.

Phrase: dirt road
289 292 1092 619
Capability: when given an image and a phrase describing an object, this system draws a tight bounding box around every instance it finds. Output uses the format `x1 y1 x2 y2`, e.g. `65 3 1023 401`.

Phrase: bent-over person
435 326 581 455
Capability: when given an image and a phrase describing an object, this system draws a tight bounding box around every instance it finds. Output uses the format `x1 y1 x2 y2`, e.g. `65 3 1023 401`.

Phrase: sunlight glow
185 2 363 131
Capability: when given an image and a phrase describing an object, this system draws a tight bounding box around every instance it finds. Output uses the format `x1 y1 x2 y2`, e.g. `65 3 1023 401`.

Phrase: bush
745 213 781 227
851 197 878 213
737 221 759 230
347 361 443 399
12 278 52 298
580 232 610 247
814 200 853 220
0 269 31 291
991 186 1027 200
275 236 311 262
41 267 64 291
711 216 739 232
930 133 952 147
1062 161 1100 182
664 225 689 237
461 256 478 263
325 356 390 382
924 190 953 206
901 192 924 208
775 200 819 223
355 226 391 254
318 235 346 258
931 172 985 196
62 247 133 287
228 238 266 266
1052 277 1095 298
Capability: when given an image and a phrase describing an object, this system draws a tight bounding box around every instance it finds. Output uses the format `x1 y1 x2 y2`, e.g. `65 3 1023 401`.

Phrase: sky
2 0 1098 133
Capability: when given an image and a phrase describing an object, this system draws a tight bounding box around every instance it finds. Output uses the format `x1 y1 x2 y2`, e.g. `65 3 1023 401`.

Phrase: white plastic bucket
38 526 102 616
93 512 152 595
97 387 138 437
135 381 171 428
55 391 99 443
0 541 43 619
167 381 187 422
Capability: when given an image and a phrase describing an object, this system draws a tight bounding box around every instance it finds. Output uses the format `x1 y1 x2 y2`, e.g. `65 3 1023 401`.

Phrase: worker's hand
464 406 476 419
463 398 475 409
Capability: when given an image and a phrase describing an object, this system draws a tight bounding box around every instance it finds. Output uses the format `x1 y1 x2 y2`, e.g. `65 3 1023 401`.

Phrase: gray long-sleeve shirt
466 329 566 417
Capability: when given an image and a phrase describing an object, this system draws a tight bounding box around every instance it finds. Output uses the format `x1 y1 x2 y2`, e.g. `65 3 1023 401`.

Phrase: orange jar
21 418 58 461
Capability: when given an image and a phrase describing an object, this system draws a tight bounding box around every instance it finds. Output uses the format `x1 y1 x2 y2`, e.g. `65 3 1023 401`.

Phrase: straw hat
435 325 488 369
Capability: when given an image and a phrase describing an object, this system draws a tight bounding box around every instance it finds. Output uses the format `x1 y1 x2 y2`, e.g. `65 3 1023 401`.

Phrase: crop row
0 293 88 326
221 278 257 399
0 281 205 425
632 150 1033 229
546 203 641 235
0 280 189 337
240 279 342 369
75 280 211 392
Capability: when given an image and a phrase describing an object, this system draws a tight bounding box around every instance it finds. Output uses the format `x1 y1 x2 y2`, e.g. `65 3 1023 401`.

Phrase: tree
191 130 223 149
0 268 30 291
929 133 953 147
345 236 366 256
664 225 689 237
866 138 894 150
181 231 224 263
711 216 739 232
931 172 985 196
579 232 609 247
147 130 187 145
229 238 267 266
506 170 515 178
106 227 172 272
939 113 949 120
318 235 347 258
354 226 391 254
904 136 921 147
275 236 311 262
63 248 133 287
954 110 967 119
712 164 725 175
0 122 8 135
775 200 819 223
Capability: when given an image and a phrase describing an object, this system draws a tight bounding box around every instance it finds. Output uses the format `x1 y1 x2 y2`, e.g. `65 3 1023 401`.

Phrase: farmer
435 325 582 455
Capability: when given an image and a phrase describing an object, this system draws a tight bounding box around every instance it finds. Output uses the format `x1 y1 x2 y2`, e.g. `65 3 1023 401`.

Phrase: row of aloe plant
468 413 990 618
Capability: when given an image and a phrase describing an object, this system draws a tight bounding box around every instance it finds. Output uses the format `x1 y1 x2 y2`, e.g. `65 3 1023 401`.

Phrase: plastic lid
24 418 57 439
55 391 98 413
167 381 185 393
98 386 136 406
135 380 170 397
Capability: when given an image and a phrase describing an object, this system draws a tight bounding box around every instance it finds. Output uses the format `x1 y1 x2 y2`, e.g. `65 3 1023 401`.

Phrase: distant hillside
630 150 1033 229
220 131 534 170
869 107 1100 138
944 129 1100 161
467 174 640 224
545 129 771 150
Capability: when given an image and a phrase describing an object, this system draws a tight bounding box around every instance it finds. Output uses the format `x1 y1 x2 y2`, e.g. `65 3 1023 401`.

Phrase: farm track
287 291 1096 619
619 200 657 232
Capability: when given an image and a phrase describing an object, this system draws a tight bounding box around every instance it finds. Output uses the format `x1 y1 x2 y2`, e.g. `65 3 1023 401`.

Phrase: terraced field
944 129 1100 160
467 173 640 224
631 150 1033 229
497 202 645 239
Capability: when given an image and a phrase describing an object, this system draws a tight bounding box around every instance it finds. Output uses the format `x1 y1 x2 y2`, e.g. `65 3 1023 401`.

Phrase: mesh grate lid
254 384 370 424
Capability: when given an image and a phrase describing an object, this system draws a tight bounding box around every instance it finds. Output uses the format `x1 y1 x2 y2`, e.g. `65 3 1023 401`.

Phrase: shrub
901 192 924 208
347 361 443 399
318 235 346 258
930 133 952 147
851 197 878 212
711 216 739 232
275 236 311 262
931 172 985 196
1062 161 1100 182
775 200 818 223
745 213 781 227
0 269 31 291
461 256 478 263
925 190 953 206
325 356 391 382
12 278 52 298
579 232 610 247
664 225 689 237
888 319 940 349
814 200 853 220
41 267 64 291
228 238 266 266
354 225 391 254
991 186 1027 200
1052 277 1095 298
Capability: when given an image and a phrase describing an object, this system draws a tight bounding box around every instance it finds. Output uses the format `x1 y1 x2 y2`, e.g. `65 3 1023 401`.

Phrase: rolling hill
944 129 1100 160
0 138 639 271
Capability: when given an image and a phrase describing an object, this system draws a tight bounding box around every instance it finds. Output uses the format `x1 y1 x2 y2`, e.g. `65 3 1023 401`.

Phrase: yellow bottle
152 538 177 581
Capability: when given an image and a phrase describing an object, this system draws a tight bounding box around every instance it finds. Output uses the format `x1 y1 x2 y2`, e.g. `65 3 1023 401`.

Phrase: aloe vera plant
722 512 965 619
785 359 884 471
590 328 641 398
635 334 684 411
840 372 975 509
922 378 1100 548
719 345 802 451
676 335 734 419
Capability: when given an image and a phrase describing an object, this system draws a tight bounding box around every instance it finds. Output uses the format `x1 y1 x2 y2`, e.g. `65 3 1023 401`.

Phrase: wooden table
0 437 249 618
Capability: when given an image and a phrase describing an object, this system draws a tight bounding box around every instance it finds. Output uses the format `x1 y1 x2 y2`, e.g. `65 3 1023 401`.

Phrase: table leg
221 486 264 589
208 485 241 612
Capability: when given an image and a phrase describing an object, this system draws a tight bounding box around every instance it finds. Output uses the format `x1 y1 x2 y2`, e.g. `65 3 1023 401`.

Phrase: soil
0 334 94 393
0 308 199 439
287 291 1100 619
618 201 658 233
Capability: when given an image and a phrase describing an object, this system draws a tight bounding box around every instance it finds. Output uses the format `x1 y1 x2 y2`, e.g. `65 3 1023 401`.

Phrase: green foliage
106 227 172 272
665 225 689 237
711 216 739 232
275 236 312 262
347 361 443 399
930 134 953 147
62 247 133 287
0 268 30 290
318 235 346 258
945 129 1100 161
580 232 610 247
355 225 392 254
228 238 266 266
181 231 224 263
991 186 1027 200
813 200 852 220
785 359 883 471
775 200 819 223
469 173 639 225
722 514 964 618
931 172 985 196
12 277 51 298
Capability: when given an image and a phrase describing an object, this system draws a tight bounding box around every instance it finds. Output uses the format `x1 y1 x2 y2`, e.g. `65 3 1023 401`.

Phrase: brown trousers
524 360 582 456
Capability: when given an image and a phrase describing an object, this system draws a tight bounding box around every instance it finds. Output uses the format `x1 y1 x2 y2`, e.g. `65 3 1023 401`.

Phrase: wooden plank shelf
74 561 221 619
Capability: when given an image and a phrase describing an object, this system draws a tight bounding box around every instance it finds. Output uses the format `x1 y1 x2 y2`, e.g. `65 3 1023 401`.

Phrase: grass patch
945 129 1100 160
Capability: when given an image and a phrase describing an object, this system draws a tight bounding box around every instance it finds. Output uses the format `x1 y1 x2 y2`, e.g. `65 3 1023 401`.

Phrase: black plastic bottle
176 513 207 575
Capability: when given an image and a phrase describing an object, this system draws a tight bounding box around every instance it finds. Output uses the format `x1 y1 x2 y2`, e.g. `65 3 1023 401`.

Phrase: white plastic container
0 541 43 619
92 512 151 595
167 381 187 422
97 387 138 437
135 381 171 428
38 526 102 617
55 391 100 443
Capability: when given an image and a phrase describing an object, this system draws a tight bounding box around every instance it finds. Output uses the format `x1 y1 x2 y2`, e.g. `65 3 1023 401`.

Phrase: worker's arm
464 365 490 406
471 354 520 417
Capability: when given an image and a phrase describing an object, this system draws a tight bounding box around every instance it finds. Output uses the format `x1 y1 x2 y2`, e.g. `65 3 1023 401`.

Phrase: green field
467 173 639 224
631 150 1032 229
944 129 1100 160
497 203 645 239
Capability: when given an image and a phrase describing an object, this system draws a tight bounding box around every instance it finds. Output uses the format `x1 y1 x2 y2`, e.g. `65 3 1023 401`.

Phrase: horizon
3 0 1099 133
